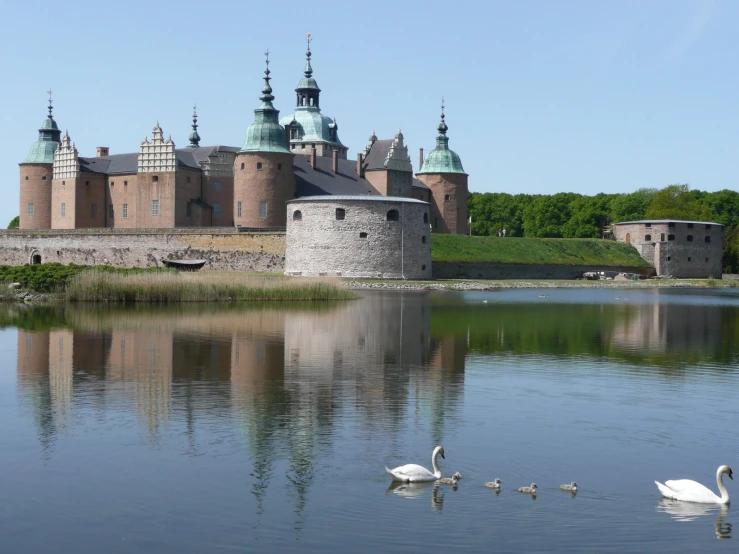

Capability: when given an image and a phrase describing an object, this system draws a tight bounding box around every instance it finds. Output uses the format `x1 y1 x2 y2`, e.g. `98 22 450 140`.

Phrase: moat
2 289 739 553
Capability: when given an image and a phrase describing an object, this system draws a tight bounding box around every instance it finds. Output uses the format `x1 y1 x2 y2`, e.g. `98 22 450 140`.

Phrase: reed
65 270 356 303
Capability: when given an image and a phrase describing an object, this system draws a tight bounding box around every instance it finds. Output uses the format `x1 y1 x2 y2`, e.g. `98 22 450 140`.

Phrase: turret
233 51 295 228
415 99 468 234
19 92 61 229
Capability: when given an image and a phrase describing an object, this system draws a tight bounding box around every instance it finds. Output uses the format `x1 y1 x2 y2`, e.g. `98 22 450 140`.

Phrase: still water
1 288 739 553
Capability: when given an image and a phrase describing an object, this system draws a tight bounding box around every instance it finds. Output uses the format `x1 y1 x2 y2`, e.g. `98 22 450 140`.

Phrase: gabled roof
294 155 379 197
77 146 239 175
362 139 393 171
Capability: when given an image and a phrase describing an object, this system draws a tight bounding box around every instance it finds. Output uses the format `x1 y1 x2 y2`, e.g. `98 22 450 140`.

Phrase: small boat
162 259 207 271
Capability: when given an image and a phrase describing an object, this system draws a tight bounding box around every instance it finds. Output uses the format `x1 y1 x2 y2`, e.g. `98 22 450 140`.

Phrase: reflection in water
657 500 732 539
385 480 452 512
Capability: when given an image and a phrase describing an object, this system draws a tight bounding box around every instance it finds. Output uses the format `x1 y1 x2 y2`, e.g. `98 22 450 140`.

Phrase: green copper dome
240 57 291 154
24 100 61 164
417 105 466 175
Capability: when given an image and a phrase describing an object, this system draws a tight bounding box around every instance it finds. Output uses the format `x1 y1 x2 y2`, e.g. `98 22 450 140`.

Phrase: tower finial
259 48 275 106
188 103 200 147
304 32 313 78
47 88 53 119
441 96 445 121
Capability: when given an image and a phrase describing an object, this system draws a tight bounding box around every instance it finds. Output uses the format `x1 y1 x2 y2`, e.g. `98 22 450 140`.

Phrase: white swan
655 465 733 504
560 481 578 492
484 478 502 489
436 471 462 485
386 446 445 482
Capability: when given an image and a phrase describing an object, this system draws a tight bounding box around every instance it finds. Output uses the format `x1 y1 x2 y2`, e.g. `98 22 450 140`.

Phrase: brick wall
74 173 107 228
51 176 77 229
234 152 295 228
106 174 138 228
19 163 53 229
285 198 431 279
0 229 285 271
416 172 469 234
136 171 176 228
203 175 234 226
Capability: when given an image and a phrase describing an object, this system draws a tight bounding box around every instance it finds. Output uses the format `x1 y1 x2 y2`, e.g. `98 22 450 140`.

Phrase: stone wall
613 221 723 278
433 262 656 280
285 197 432 279
19 163 53 229
0 229 285 271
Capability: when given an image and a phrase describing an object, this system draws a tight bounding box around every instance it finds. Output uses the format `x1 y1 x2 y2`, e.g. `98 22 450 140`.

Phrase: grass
64 270 356 303
431 235 650 267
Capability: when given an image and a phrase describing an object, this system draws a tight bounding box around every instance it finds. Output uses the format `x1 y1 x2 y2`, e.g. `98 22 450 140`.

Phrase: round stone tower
19 96 61 229
415 101 468 234
234 54 295 228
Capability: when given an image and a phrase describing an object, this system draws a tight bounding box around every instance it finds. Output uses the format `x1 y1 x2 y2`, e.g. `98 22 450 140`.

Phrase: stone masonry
285 196 431 279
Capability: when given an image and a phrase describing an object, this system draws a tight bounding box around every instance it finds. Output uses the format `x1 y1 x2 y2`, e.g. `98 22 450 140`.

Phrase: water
1 288 738 553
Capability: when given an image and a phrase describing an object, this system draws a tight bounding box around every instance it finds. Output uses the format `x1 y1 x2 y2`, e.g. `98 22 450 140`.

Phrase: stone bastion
285 196 432 279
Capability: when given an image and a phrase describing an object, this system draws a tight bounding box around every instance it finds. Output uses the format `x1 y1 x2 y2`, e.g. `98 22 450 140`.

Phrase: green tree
7 216 19 229
645 184 713 221
562 194 615 238
523 193 579 237
610 188 657 223
697 189 739 228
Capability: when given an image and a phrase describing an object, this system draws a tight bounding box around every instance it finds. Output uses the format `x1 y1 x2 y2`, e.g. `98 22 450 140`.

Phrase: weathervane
441 96 445 120
307 32 312 50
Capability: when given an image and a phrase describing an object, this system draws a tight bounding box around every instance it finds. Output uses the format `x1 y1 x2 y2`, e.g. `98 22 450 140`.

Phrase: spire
417 97 466 175
23 91 61 163
304 32 313 78
438 97 448 136
188 104 201 147
260 49 276 108
47 88 54 120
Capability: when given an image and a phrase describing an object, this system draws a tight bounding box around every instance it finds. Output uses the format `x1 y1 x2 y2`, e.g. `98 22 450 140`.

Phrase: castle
18 40 469 235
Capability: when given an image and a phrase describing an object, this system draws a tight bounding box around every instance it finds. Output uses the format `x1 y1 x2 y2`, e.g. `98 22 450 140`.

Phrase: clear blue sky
3 0 738 227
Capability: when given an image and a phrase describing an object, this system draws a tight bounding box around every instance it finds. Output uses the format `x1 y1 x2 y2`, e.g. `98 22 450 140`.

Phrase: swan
436 471 462 485
518 483 537 494
560 481 577 492
655 465 733 504
386 446 445 482
484 478 502 489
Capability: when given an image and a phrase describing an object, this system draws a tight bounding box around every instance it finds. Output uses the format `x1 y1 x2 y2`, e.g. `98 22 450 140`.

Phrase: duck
484 478 502 490
437 472 462 485
560 481 578 492
386 446 446 483
518 483 538 494
655 465 733 504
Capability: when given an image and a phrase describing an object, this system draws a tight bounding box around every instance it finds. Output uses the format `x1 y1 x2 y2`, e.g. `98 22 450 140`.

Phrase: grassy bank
431 235 650 266
65 270 355 303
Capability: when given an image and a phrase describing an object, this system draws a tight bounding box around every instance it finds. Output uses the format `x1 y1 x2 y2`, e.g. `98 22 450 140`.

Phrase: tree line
468 185 739 273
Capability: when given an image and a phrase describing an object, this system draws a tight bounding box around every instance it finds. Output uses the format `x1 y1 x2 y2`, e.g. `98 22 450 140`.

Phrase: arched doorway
625 233 631 245
30 251 41 265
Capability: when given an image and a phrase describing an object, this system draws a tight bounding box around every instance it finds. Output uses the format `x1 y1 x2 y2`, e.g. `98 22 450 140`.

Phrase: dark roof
78 146 239 175
288 195 428 204
412 178 429 190
362 139 393 171
614 219 723 226
293 155 380 197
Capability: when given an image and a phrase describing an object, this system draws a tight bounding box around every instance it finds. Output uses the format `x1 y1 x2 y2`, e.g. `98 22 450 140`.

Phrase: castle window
387 209 400 221
257 162 263 171
668 222 676 228
644 234 651 241
62 181 65 186
422 264 426 271
688 257 692 262
152 199 159 216
706 258 709 262
645 223 652 228
705 224 712 229
687 223 694 229
336 208 346 220
444 195 450 201
660 233 665 241
278 163 282 170
109 204 114 219
42 176 46 181
668 234 675 241
186 202 191 217
293 210 302 221
111 181 115 187
241 163 245 170
301 144 306 150
434 218 439 229
291 145 296 150
422 236 427 244
61 203 66 218
359 232 367 238
214 202 221 217
27 203 34 216
423 212 429 224
85 181 90 186
124 181 127 186
25 176 28 180
91 204 97 219
152 176 158 182
259 201 268 219
667 256 671 261
687 235 693 242
705 236 711 243
122 204 128 219
237 201 242 218
214 181 222 190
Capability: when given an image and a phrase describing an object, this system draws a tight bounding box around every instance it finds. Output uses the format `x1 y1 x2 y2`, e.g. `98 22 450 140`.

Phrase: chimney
310 145 317 169
97 147 110 157
356 153 364 178
332 149 339 174
418 148 424 171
